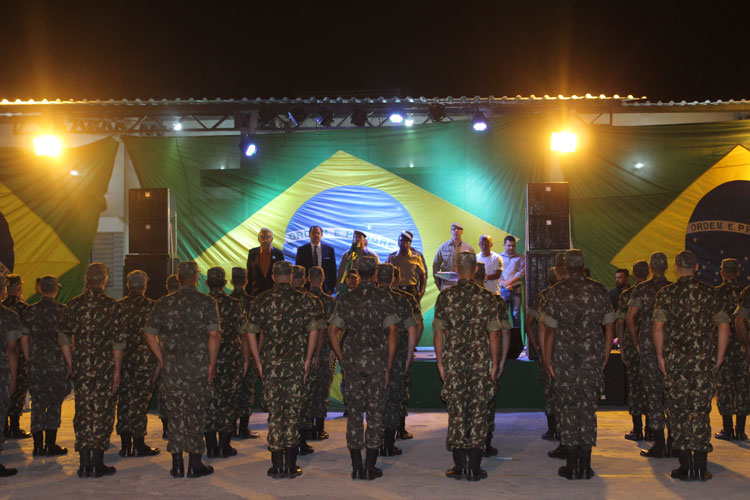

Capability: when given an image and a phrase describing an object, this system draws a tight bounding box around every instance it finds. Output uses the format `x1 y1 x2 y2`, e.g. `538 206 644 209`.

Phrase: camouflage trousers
486 378 501 435
401 362 412 418
299 359 318 431
163 373 209 454
158 378 167 419
343 367 386 450
116 363 156 437
263 375 303 451
539 361 556 415
640 350 666 431
206 353 242 433
385 349 408 429
236 362 258 418
442 367 495 451
311 350 335 420
623 350 646 417
665 368 714 452
8 350 27 418
73 377 116 451
29 361 70 433
555 365 603 449
716 348 750 416
0 372 10 446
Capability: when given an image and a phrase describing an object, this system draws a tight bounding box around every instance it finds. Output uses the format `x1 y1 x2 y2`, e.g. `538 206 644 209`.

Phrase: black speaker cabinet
128 188 173 254
525 250 558 308
527 183 569 217
528 216 570 250
124 254 174 300
526 183 570 250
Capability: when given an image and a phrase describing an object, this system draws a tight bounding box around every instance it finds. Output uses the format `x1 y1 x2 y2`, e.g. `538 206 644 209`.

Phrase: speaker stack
124 188 177 300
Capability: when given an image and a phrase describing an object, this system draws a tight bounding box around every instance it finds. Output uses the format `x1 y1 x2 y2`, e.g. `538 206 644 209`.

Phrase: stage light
472 112 488 132
258 108 276 129
316 107 334 127
635 162 644 169
239 136 257 157
428 103 446 122
34 135 62 156
404 118 415 127
69 170 79 176
550 131 577 153
288 107 306 127
172 121 182 131
351 109 368 127
389 112 404 124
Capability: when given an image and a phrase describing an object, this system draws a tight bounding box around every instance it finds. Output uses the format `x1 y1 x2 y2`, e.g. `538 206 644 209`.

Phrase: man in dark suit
246 228 285 297
295 225 337 294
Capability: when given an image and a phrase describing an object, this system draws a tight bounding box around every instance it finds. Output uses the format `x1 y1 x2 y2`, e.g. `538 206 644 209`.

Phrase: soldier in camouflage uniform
329 256 398 480
230 267 261 440
394 266 421 441
113 270 159 458
433 252 502 482
204 267 247 459
158 273 180 440
617 260 649 441
376 263 419 457
20 275 70 457
627 252 673 458
0 275 21 476
144 261 220 479
3 275 31 439
713 259 749 441
247 261 321 479
539 250 616 480
308 266 336 441
59 263 123 478
652 250 731 481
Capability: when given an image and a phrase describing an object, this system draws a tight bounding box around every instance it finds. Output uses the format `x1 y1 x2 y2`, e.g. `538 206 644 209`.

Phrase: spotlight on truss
428 103 446 122
172 120 182 131
351 109 368 127
34 134 63 156
239 136 258 157
316 108 334 127
288 107 306 127
472 112 488 132
389 111 404 124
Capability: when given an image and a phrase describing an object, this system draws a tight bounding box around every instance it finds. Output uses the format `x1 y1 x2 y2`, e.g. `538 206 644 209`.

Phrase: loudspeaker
600 352 626 406
525 250 558 308
124 254 175 301
527 182 569 216
128 188 173 254
526 183 570 250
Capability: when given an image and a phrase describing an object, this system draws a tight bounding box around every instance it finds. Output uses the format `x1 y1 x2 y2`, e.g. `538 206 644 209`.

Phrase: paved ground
0 398 748 499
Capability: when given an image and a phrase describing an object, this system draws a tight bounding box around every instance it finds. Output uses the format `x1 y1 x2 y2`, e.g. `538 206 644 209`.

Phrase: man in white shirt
476 235 502 295
499 235 525 327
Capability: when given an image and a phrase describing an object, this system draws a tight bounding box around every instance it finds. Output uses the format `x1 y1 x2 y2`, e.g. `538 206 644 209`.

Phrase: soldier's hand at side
304 362 310 384
243 359 249 377
437 362 445 382
657 356 667 378
491 364 499 381
545 361 554 378
112 370 121 395
208 363 217 384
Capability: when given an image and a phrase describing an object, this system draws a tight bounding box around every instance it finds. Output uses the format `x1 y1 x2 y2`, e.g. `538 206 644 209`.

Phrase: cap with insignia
273 261 293 275
675 250 697 269
564 249 585 269
451 222 464 231
354 230 367 239
377 263 394 281
400 230 413 242
649 252 668 272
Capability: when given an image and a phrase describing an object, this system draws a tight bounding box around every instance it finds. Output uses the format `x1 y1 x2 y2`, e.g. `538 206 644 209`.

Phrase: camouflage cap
231 267 247 281
272 261 292 275
721 258 739 274
377 263 394 281
675 250 697 269
178 261 199 275
632 260 649 279
455 251 477 268
6 274 22 287
308 266 324 281
207 267 226 282
292 265 306 280
649 252 668 272
39 275 62 293
400 230 413 242
564 249 585 269
85 262 109 282
357 256 377 273
126 270 148 288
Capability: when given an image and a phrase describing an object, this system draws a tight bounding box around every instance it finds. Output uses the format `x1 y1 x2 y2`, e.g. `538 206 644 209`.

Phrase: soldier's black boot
693 451 712 481
133 436 160 457
466 448 488 481
236 415 259 439
187 453 214 478
547 444 566 459
715 414 734 440
118 433 133 457
77 448 92 478
9 415 31 439
298 429 314 455
558 446 577 480
284 446 303 478
349 448 365 479
625 414 644 441
541 413 556 440
445 448 467 480
315 417 329 440
267 450 284 478
45 429 67 456
381 428 402 456
32 431 46 456
644 416 653 441
308 419 320 440
577 447 594 479
0 462 17 477
218 431 237 457
364 447 383 480
91 449 117 477
397 415 413 440
483 431 498 457
670 449 692 481
204 431 219 458
170 452 185 478
640 429 666 457
736 415 748 440
160 417 168 440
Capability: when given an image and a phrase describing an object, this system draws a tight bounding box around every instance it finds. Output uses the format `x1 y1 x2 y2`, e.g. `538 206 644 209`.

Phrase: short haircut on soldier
504 235 516 244
308 266 324 283
358 267 375 280
178 268 198 284
39 278 59 295
616 268 629 277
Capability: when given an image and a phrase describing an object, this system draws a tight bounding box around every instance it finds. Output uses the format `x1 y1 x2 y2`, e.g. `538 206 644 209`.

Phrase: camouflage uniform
59 287 122 451
539 273 616 449
433 278 501 451
617 287 646 417
293 282 325 440
629 275 672 432
0 304 22 445
247 282 321 451
230 287 258 424
145 286 220 454
3 295 29 429
21 296 70 433
715 279 749 418
331 281 398 450
308 286 336 421
527 290 555 416
400 291 423 424
653 276 730 452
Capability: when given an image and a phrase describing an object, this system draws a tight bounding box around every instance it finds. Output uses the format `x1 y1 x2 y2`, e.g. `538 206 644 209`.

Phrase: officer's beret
377 263 394 281
178 261 199 275
6 274 22 287
357 256 377 273
86 262 109 282
165 274 179 291
272 261 292 275
231 267 247 281
649 252 668 272
564 249 585 269
308 266 324 281
474 262 486 281
400 230 413 242
455 251 476 268
632 260 649 280
126 270 148 288
721 258 739 274
675 250 697 269
207 267 226 282
39 275 62 294
451 222 464 231
292 265 306 280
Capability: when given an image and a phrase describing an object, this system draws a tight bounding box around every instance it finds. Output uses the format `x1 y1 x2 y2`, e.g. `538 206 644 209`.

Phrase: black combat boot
547 444 566 459
91 449 117 477
236 415 259 439
396 415 413 440
77 448 92 478
625 414 644 441
45 429 67 456
483 431 498 457
118 433 133 457
364 447 383 480
8 415 31 439
541 413 556 440
160 417 168 440
204 431 219 458
715 414 734 440
445 448 467 480
644 416 653 441
466 448 488 481
218 431 237 457
308 419 320 440
669 449 692 481
349 448 365 479
170 452 185 478
558 446 577 480
380 428 402 456
736 415 748 440
693 451 712 481
32 431 46 456
298 429 314 455
187 453 214 478
577 447 594 479
133 436 160 457
640 429 666 457
267 450 284 478
0 462 17 477
284 446 303 478
315 417 329 440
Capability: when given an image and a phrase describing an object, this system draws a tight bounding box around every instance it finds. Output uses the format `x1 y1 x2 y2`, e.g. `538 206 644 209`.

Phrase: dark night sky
2 0 750 102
